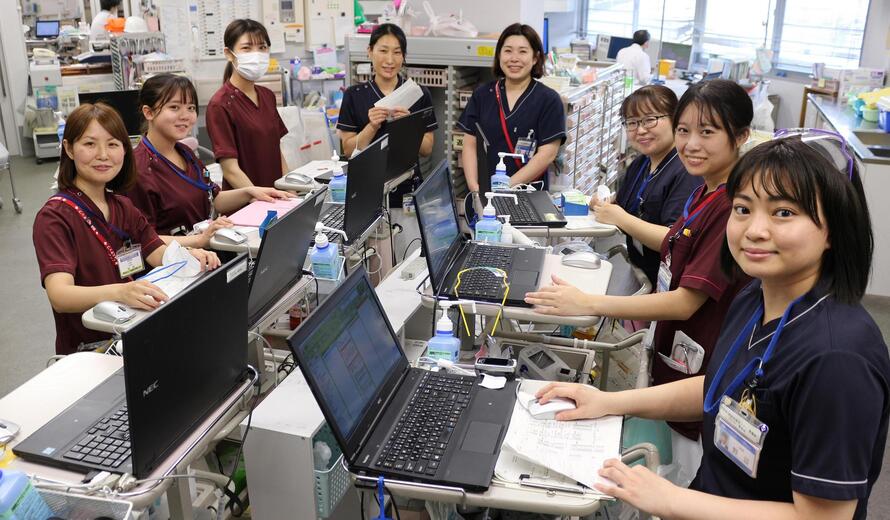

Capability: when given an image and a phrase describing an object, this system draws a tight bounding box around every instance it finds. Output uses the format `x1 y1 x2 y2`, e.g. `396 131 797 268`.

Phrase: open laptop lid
413 160 464 296
286 267 409 464
384 107 434 181
344 134 389 245
248 188 327 327
122 253 250 478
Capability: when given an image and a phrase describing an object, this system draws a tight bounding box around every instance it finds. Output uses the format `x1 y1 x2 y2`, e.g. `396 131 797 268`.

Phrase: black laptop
415 160 546 307
248 188 327 327
385 107 434 181
318 134 388 245
287 267 517 491
14 255 251 478
475 123 567 228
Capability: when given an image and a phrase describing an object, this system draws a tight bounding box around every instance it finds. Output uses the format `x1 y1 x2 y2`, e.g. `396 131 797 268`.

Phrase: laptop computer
13 255 251 478
414 160 546 307
287 267 517 491
385 107 434 181
248 188 327 327
475 123 567 228
318 134 388 245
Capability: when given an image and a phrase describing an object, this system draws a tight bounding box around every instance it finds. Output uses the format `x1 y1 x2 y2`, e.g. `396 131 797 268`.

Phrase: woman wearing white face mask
206 19 289 189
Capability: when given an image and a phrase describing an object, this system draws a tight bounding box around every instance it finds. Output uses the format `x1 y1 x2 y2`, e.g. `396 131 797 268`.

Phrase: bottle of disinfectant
491 152 526 191
310 232 340 279
499 214 514 244
329 163 347 203
427 301 475 362
0 469 54 520
474 198 502 243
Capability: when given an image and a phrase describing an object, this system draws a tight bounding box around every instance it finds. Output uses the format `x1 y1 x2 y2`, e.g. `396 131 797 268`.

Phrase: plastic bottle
499 214 514 244
55 112 65 148
329 163 347 203
426 303 463 362
0 469 54 520
310 232 340 279
474 199 502 243
492 152 526 191
313 441 332 470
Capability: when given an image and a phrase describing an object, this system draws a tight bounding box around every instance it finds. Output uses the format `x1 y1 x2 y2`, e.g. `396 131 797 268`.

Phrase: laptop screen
414 160 461 293
289 269 405 442
385 107 433 180
77 90 142 136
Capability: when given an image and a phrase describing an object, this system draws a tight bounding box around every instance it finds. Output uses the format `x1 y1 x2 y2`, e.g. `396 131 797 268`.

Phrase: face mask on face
232 51 270 82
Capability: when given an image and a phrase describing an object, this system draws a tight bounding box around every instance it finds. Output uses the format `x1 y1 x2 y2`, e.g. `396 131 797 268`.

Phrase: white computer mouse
94 301 136 323
214 227 247 244
562 251 601 270
528 397 577 420
286 172 314 184
0 418 19 444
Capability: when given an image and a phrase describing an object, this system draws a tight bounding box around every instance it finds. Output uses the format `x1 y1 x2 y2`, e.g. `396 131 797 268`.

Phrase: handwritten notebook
228 198 303 227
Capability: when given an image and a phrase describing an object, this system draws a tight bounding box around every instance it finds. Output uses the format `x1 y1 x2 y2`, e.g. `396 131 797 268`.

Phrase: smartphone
474 357 517 374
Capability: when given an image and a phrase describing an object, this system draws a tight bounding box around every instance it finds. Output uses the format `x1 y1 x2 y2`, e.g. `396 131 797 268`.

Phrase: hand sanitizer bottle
427 303 462 362
492 152 527 191
329 164 347 203
474 199 502 242
310 232 339 279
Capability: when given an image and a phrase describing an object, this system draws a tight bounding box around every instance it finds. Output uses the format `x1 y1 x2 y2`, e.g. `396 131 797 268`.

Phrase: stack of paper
495 379 622 497
374 78 423 109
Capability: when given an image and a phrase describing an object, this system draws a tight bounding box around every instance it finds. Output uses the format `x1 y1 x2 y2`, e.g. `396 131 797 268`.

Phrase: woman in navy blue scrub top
337 23 437 157
591 85 701 286
532 136 889 520
458 23 565 192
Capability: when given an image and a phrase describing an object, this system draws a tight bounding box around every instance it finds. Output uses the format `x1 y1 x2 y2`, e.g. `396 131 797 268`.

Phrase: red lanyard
493 81 524 169
51 195 120 267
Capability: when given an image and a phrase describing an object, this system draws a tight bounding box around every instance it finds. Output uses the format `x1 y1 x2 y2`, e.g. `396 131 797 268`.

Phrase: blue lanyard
703 294 805 415
624 157 650 215
142 137 213 193
56 191 131 243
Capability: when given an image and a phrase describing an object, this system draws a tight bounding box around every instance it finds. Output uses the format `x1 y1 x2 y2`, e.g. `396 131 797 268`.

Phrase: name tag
714 396 769 478
117 243 144 278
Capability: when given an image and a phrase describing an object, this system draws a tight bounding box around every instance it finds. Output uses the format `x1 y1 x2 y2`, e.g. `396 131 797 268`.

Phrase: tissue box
561 191 589 216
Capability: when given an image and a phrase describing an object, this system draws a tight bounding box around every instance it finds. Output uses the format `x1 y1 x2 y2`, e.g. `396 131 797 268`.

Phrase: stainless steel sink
853 130 890 147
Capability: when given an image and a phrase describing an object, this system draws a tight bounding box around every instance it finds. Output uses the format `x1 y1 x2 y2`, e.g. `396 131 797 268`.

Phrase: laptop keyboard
374 372 474 475
455 245 514 300
321 205 345 242
492 193 538 225
62 406 131 469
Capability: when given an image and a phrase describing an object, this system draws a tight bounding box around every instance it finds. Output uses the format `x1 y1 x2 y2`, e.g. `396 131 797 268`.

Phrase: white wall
0 0 29 154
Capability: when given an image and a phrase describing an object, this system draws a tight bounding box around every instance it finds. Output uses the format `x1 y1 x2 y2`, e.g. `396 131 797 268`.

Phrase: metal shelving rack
110 32 168 91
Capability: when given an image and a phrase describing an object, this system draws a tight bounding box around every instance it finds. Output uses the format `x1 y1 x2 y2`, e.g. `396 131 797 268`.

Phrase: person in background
337 23 437 158
33 103 219 355
90 0 121 41
534 136 888 520
458 23 565 193
616 29 653 84
206 19 289 189
525 80 754 485
591 85 702 287
127 74 293 247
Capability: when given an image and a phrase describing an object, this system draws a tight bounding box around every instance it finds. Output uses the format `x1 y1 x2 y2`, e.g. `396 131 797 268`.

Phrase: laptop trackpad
459 422 502 454
511 270 539 287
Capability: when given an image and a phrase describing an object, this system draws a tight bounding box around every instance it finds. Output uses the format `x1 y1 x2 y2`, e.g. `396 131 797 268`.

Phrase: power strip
400 256 428 280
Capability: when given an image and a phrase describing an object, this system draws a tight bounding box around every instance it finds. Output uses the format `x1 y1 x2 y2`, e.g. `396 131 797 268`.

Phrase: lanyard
141 137 213 194
493 81 525 170
54 192 131 242
51 193 127 267
666 184 725 253
703 294 806 414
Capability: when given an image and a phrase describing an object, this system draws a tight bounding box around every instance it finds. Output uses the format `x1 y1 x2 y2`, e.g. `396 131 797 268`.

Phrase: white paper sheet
565 215 617 230
373 78 423 109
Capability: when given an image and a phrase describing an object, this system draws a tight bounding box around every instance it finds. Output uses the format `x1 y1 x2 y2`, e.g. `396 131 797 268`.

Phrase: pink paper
228 198 303 227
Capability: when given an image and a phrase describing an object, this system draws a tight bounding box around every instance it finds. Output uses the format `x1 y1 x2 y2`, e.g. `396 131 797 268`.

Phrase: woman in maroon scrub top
33 103 220 355
206 19 289 189
127 74 292 247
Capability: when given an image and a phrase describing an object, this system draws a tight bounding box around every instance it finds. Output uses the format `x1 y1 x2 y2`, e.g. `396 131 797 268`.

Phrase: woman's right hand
116 280 169 310
367 107 389 130
197 216 233 247
535 382 615 421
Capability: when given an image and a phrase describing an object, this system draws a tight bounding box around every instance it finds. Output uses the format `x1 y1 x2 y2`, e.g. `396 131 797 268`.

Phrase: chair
0 140 23 213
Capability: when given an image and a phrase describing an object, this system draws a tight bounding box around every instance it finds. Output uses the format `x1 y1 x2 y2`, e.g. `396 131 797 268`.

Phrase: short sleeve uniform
458 80 566 189
33 191 164 355
653 186 750 439
615 150 701 286
206 82 288 189
693 281 890 520
337 77 438 144
127 141 221 235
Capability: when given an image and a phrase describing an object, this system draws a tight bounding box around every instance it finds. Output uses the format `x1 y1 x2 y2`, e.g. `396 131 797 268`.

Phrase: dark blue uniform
615 150 701 286
693 280 890 519
337 77 438 143
458 80 566 190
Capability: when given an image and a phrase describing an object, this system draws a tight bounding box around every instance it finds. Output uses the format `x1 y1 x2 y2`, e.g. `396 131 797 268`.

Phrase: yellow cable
453 267 509 337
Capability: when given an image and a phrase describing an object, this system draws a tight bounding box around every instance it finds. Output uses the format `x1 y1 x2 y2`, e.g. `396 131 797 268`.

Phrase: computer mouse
214 227 247 244
528 397 576 420
94 301 136 323
286 172 314 184
0 418 20 443
562 251 601 270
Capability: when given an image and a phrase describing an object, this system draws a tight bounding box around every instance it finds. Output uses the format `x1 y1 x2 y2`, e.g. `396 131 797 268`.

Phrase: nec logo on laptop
142 380 159 397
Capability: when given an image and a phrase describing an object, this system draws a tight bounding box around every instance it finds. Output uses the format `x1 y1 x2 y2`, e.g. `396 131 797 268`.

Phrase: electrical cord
220 374 262 517
401 237 421 262
301 269 321 308
384 483 402 520
248 330 278 387
453 267 509 337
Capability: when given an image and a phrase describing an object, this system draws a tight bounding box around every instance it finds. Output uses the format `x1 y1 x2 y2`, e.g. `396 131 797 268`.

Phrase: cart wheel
14 199 23 214
36 158 43 165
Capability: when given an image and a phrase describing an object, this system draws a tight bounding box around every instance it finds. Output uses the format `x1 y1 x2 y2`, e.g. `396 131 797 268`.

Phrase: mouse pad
539 254 612 296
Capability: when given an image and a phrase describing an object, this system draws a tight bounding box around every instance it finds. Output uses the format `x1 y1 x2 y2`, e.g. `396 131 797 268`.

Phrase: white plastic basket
406 67 447 88
38 489 133 519
314 454 350 518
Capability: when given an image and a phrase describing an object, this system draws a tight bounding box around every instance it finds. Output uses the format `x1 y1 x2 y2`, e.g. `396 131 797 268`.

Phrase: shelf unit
346 35 629 197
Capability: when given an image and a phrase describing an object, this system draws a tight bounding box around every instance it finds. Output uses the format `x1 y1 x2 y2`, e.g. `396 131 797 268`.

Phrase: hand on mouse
524 275 597 316
534 381 615 421
197 216 233 246
116 280 168 310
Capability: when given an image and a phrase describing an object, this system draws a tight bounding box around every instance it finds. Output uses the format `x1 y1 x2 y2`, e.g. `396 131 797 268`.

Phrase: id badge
714 396 769 478
117 243 144 278
515 137 537 162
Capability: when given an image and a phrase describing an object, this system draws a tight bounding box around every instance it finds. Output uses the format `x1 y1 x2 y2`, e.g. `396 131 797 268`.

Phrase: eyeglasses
772 128 853 180
622 114 669 132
